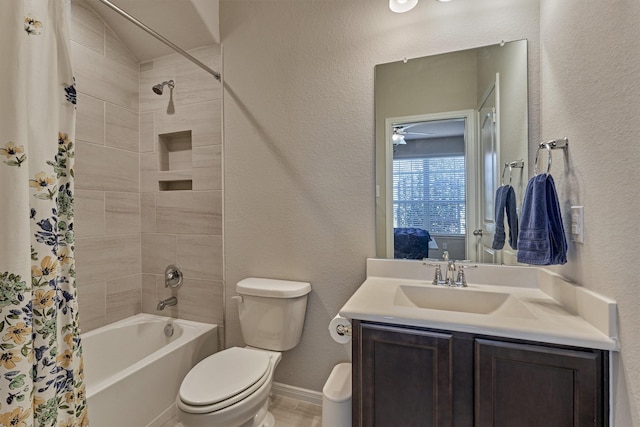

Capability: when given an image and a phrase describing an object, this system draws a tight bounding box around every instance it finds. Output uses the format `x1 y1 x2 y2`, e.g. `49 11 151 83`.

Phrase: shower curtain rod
94 0 221 81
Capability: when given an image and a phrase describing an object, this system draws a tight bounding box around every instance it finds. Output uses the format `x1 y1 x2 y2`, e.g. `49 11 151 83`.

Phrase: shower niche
158 130 193 191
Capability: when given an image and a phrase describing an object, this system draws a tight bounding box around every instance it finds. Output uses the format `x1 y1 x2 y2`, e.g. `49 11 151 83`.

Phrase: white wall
220 0 540 392
539 0 640 424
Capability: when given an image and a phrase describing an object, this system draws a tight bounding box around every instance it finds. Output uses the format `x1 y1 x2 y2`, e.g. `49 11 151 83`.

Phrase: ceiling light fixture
389 0 419 13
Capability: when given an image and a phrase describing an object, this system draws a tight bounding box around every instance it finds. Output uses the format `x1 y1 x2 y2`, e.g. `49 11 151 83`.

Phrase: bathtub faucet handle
165 265 183 288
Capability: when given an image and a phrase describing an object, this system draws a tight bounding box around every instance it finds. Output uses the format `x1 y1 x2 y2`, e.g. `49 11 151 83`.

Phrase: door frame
384 110 477 260
475 74 501 264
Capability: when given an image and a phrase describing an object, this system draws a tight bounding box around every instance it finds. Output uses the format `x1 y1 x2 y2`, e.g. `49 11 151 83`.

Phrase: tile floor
164 394 322 427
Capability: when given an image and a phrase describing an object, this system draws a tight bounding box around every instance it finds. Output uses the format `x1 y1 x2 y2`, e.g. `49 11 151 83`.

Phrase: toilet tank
236 278 311 351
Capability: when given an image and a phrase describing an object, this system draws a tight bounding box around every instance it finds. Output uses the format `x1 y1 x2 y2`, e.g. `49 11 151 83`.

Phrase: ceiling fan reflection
392 124 435 145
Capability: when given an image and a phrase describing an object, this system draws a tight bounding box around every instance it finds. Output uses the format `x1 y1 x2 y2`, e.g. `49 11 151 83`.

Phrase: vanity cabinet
352 320 608 427
354 322 457 426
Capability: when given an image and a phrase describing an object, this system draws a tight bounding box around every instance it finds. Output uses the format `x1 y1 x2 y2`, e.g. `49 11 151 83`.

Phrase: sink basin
394 285 535 318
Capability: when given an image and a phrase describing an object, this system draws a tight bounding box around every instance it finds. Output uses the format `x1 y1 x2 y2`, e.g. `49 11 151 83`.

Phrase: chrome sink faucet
424 251 476 287
444 253 457 286
442 251 457 286
424 251 455 286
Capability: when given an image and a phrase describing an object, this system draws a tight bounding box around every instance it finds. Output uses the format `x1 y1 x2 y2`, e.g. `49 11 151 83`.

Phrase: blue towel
492 185 519 250
517 174 567 265
545 175 568 265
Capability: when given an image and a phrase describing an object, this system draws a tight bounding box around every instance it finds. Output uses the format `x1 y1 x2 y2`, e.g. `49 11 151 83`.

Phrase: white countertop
339 259 619 351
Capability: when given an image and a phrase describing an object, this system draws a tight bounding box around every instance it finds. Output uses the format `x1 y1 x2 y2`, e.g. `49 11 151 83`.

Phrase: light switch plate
570 206 584 243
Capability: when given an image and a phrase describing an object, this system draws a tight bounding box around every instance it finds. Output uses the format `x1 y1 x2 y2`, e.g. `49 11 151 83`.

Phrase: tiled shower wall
138 46 223 325
70 1 223 332
71 2 141 332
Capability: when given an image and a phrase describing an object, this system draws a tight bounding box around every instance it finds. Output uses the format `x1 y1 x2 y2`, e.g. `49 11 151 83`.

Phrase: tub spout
157 296 177 310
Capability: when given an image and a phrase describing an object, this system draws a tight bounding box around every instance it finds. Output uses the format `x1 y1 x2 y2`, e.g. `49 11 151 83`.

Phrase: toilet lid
179 347 271 407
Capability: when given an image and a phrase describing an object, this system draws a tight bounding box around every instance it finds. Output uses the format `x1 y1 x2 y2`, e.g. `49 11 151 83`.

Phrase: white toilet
177 278 311 427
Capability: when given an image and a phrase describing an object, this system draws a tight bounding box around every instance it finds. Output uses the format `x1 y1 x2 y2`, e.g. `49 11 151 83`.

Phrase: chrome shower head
152 80 175 95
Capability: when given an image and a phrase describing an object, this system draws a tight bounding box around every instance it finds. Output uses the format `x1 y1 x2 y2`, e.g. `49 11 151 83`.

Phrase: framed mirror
375 40 529 264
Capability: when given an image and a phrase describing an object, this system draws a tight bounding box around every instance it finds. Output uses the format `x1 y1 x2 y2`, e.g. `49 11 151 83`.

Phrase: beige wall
71 1 141 331
539 0 640 424
69 0 640 422
70 2 223 331
477 40 529 193
220 0 540 392
222 0 640 422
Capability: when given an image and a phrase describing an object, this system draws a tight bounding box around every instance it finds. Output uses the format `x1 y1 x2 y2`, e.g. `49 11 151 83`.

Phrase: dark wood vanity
352 320 608 427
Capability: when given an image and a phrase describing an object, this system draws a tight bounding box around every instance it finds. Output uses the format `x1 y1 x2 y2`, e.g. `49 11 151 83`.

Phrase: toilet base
236 400 274 427
260 412 275 427
252 397 275 427
243 409 274 427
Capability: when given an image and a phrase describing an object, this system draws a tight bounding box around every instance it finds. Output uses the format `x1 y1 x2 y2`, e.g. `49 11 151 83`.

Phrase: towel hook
534 138 569 175
501 163 513 186
534 143 552 175
501 160 525 185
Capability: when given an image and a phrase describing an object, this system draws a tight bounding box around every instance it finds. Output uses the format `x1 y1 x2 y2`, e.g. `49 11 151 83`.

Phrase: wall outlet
570 206 584 243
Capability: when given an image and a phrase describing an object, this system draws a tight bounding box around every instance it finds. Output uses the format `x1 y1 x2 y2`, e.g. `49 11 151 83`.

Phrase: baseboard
272 382 323 406
146 404 176 427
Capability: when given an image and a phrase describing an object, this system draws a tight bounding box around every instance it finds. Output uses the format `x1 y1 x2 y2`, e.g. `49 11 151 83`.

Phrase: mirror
375 40 529 264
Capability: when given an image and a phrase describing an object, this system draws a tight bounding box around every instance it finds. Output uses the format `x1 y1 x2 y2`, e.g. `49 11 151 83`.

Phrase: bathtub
82 313 218 427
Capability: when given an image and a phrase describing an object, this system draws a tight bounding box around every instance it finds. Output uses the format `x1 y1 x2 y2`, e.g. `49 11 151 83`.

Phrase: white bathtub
82 313 218 427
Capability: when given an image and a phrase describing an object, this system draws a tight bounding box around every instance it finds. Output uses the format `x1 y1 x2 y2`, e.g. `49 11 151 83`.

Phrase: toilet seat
178 347 272 414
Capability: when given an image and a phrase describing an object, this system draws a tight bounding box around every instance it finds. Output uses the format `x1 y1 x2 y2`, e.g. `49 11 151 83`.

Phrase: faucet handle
455 264 478 287
423 262 444 286
164 265 183 288
442 251 449 261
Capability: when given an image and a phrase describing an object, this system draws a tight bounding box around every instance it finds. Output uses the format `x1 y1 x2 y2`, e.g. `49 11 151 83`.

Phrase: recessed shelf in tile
159 180 192 191
158 130 193 191
159 130 192 172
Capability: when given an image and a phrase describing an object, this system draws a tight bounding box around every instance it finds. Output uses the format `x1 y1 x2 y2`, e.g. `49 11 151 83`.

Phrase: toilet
177 278 311 427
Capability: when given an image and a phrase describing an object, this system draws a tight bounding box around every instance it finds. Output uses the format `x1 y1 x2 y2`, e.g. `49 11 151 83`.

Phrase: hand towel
506 186 519 249
545 175 568 264
492 185 519 250
492 186 508 250
516 174 567 265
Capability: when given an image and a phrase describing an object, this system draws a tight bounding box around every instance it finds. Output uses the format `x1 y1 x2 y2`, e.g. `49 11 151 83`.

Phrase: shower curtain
0 1 87 426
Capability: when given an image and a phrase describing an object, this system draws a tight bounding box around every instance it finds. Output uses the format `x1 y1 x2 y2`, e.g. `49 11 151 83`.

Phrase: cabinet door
355 322 454 427
475 339 605 427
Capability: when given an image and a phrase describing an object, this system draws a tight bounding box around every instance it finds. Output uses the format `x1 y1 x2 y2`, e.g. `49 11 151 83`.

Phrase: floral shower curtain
0 1 87 426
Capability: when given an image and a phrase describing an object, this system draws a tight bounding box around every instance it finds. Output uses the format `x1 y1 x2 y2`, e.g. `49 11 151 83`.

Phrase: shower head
152 80 175 95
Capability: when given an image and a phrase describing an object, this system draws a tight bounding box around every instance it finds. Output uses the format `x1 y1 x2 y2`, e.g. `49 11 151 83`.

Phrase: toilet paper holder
336 324 352 337
329 315 352 344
